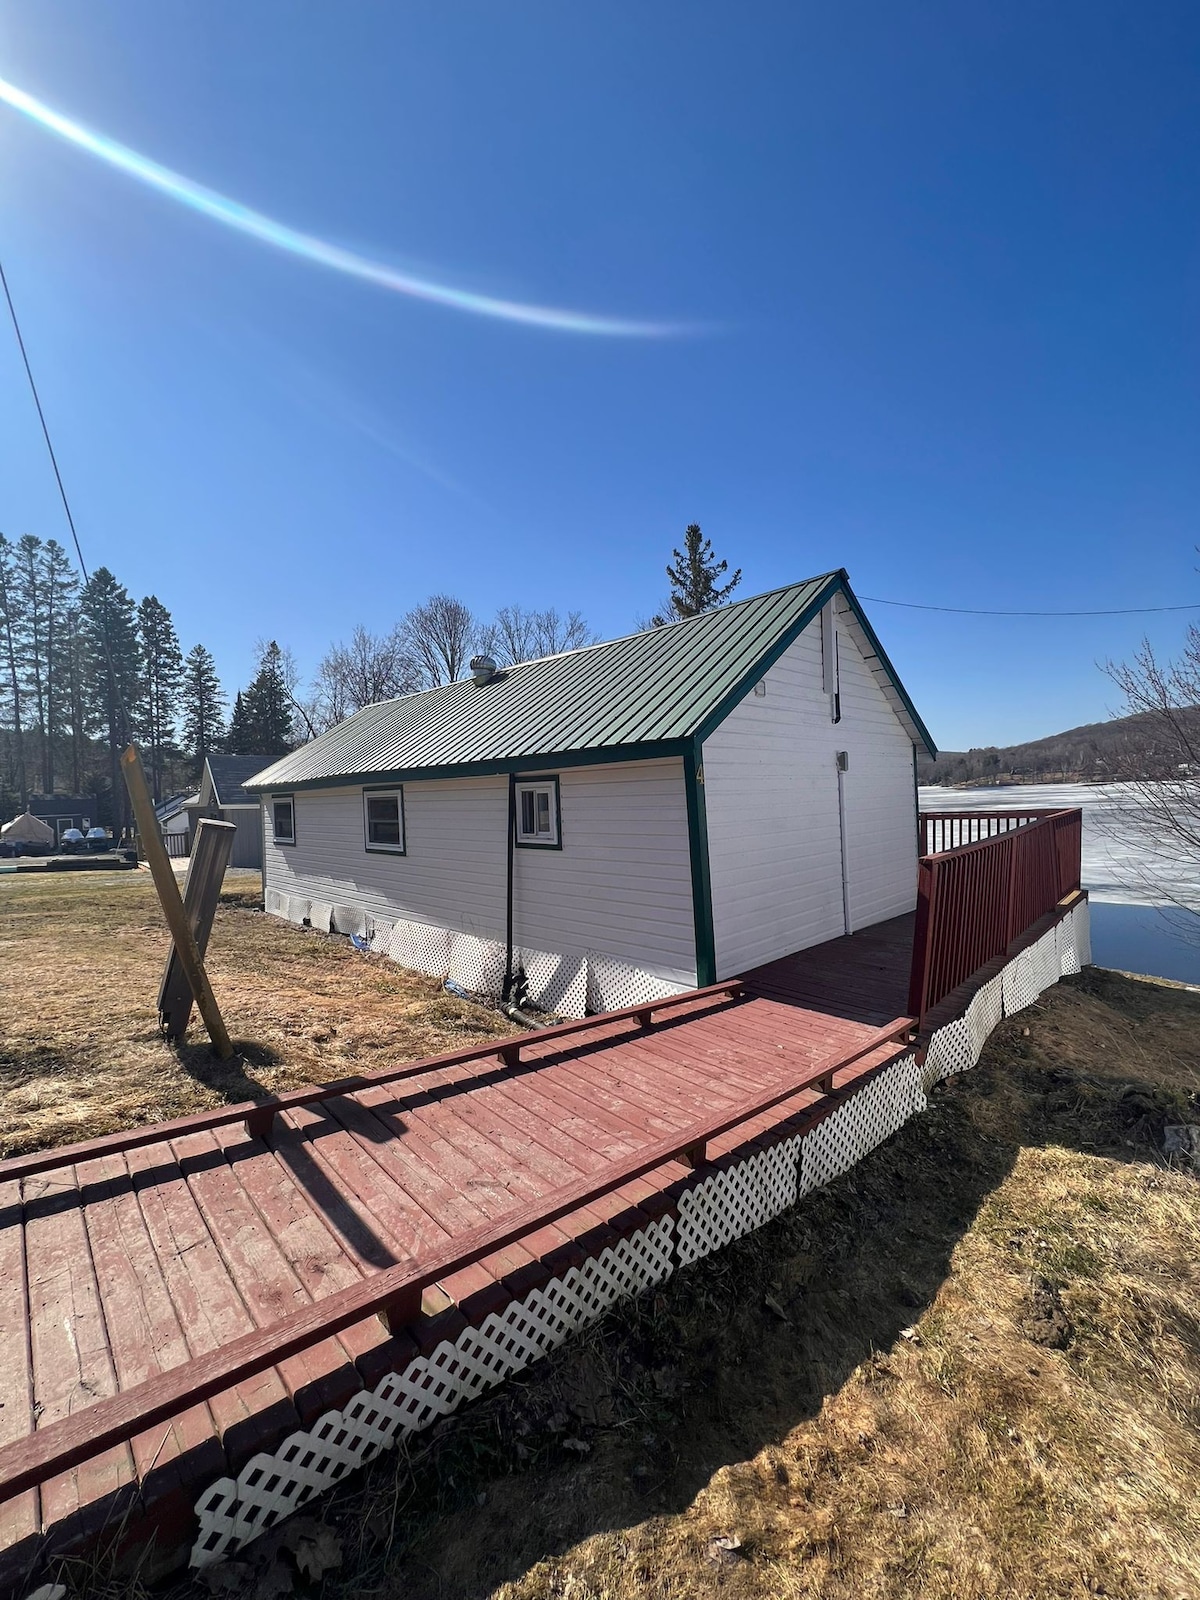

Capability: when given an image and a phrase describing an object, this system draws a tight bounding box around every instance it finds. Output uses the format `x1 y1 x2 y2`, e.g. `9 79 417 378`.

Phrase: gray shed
190 754 269 868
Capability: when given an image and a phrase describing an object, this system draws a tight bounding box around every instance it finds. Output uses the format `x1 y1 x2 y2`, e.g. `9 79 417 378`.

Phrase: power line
860 595 1199 618
0 256 90 584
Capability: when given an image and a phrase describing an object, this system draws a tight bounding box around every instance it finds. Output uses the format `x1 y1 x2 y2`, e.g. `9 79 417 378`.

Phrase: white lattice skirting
186 901 1089 1570
263 890 686 1019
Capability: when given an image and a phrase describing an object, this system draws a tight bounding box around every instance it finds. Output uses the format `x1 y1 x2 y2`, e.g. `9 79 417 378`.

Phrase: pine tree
0 534 26 804
79 568 143 832
137 596 184 801
225 690 251 755
181 644 226 773
63 601 87 795
15 535 48 791
227 642 293 759
42 541 78 793
653 524 742 625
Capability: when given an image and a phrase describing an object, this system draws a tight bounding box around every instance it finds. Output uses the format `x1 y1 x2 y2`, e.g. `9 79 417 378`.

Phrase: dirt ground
0 868 516 1159
140 964 1200 1600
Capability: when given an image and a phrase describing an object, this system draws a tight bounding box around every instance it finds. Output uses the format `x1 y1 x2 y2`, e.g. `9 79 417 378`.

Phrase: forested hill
920 707 1200 786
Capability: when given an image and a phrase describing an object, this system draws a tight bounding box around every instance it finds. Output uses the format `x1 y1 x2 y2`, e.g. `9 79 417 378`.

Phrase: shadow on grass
169 1037 288 1105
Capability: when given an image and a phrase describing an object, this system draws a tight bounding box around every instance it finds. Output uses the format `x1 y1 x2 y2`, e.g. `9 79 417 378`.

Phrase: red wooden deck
0 922 921 1584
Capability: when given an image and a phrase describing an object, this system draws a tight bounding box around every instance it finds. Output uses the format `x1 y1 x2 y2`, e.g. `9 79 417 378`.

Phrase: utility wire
0 255 90 584
860 596 1199 618
2 253 138 829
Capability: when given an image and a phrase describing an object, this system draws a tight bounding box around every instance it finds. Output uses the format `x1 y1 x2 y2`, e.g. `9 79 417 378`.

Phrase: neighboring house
28 793 101 842
156 792 199 838
247 572 936 1018
190 754 270 868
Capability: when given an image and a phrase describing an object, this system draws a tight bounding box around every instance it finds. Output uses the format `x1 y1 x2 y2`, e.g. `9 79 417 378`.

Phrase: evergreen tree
227 642 293 759
0 534 26 804
42 541 78 793
652 524 742 625
137 596 184 801
225 690 251 755
79 568 143 832
15 535 48 790
64 600 87 795
181 643 226 772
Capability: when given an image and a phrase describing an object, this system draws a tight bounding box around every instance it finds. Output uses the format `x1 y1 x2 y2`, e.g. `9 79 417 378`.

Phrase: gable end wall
702 599 918 978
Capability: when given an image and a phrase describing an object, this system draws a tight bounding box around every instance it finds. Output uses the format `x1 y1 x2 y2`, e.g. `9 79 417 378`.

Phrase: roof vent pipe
470 655 498 686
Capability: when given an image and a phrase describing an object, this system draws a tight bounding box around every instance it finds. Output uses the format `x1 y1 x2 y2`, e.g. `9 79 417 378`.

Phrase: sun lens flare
0 75 688 337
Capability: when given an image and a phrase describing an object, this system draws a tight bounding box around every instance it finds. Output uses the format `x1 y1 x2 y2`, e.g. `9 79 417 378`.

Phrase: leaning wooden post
121 745 234 1059
158 817 236 1041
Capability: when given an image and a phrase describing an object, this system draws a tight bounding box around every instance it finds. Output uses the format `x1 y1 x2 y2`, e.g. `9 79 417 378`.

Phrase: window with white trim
363 788 405 853
272 795 296 845
515 778 560 848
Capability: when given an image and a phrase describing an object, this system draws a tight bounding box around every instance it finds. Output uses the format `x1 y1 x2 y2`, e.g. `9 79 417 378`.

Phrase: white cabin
247 573 935 1017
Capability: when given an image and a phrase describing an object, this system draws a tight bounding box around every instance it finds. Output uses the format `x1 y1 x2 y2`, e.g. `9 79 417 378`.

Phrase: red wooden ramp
0 949 919 1591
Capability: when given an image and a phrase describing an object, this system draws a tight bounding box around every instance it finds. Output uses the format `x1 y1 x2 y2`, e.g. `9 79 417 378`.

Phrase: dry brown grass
0 868 516 1159
155 966 1200 1600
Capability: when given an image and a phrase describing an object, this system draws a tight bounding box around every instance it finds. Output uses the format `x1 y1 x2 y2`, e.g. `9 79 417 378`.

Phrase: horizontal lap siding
515 760 696 985
704 625 846 977
262 759 696 986
703 609 918 978
264 778 508 937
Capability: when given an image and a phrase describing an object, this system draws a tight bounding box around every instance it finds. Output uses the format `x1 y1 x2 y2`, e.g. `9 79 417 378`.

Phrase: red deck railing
0 993 913 1505
909 809 1083 1022
919 810 1050 855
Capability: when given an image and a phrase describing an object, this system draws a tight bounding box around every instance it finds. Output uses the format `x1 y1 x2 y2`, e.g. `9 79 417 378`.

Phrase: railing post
1004 830 1022 947
908 857 936 1020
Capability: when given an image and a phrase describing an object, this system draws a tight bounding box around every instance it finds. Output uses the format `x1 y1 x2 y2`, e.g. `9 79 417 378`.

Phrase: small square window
363 788 405 853
272 795 295 845
514 777 560 848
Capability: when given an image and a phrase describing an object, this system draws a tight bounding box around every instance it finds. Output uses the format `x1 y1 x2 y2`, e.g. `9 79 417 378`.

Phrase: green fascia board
684 733 716 986
244 738 693 793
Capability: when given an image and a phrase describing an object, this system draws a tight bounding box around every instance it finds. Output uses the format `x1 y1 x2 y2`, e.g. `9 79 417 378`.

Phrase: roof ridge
355 572 843 711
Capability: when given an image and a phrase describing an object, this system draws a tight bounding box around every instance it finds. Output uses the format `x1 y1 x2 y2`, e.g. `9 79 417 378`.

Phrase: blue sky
0 2 1196 751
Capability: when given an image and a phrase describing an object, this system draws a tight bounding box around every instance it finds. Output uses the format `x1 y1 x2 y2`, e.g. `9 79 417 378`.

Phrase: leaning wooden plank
158 818 235 1041
121 744 233 1059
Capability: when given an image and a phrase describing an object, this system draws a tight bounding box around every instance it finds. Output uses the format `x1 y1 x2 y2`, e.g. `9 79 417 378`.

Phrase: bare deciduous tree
1104 626 1200 919
481 605 596 667
313 625 418 730
402 594 478 687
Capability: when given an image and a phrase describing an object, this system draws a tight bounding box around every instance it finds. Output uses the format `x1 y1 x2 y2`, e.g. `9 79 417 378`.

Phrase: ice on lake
919 782 1200 985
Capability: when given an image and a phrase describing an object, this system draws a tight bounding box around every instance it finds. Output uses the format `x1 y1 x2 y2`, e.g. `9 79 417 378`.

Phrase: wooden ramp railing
0 992 913 1506
909 808 1083 1023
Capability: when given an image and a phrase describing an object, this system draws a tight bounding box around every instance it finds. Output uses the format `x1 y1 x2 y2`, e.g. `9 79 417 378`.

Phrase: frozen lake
919 782 1200 986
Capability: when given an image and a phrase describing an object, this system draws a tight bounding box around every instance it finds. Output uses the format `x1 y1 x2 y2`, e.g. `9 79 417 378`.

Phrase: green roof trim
246 572 934 793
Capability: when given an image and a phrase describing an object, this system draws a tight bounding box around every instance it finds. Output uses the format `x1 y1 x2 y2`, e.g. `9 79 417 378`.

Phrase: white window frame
514 776 561 849
363 786 406 855
272 794 296 846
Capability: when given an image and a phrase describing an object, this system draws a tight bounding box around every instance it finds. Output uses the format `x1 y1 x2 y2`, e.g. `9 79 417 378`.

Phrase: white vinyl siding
262 758 696 988
703 598 917 977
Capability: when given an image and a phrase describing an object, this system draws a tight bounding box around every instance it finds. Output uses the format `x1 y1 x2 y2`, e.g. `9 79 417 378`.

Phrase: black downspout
503 772 516 1001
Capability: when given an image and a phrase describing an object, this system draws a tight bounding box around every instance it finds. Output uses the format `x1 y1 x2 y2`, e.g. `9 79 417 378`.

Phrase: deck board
1 910 936 1578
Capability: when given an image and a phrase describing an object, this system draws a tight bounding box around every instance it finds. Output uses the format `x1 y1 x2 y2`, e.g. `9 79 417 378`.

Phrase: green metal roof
246 572 935 792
